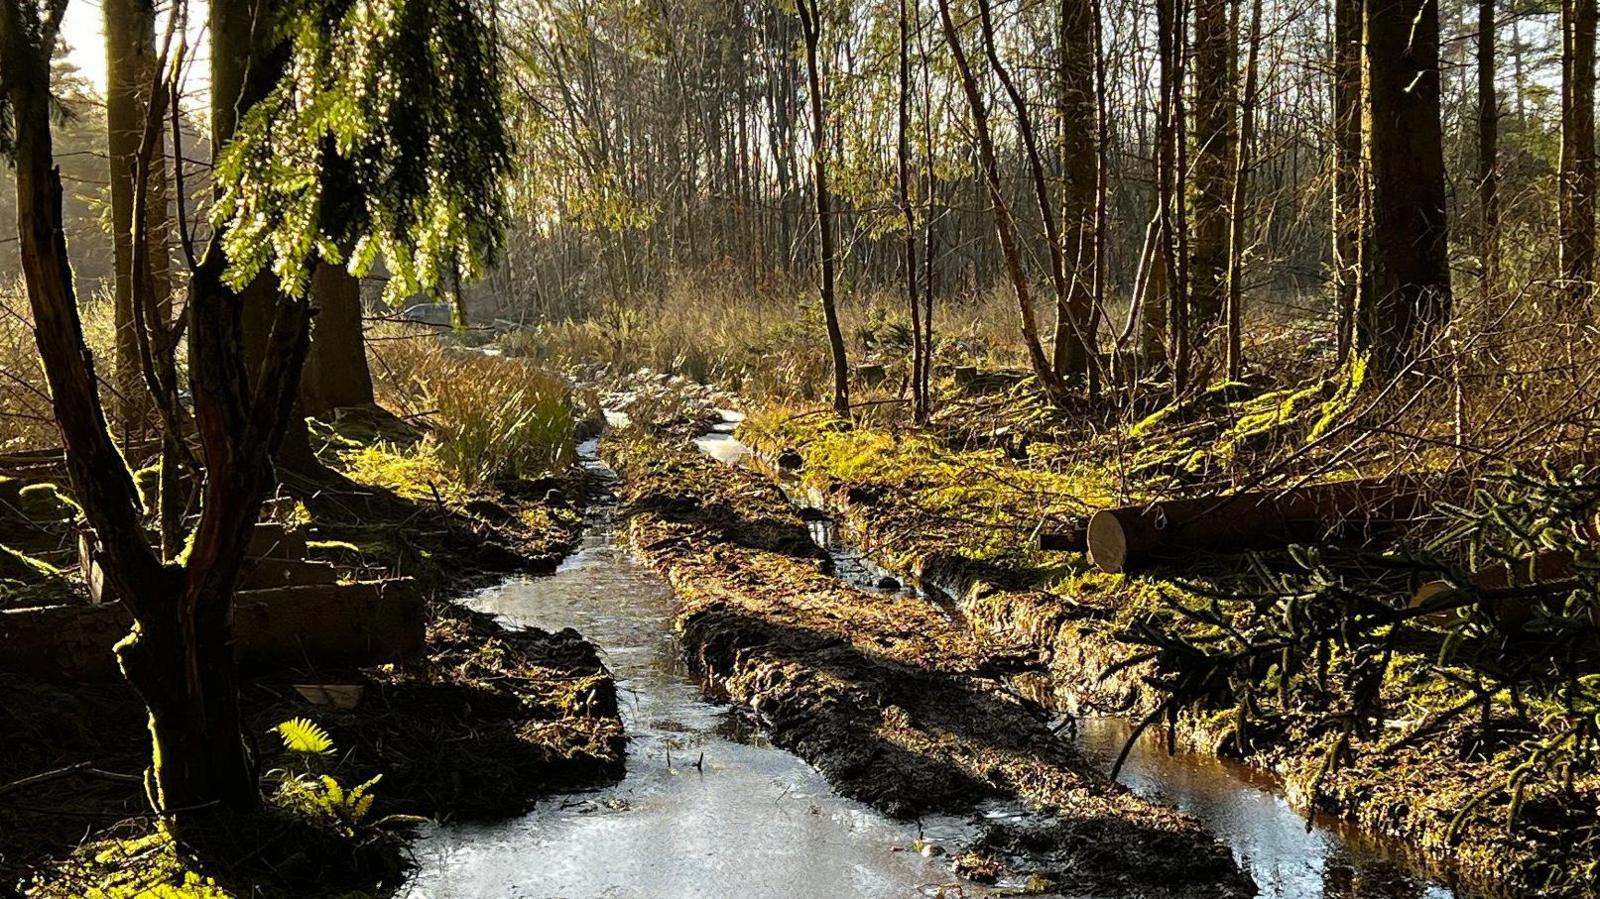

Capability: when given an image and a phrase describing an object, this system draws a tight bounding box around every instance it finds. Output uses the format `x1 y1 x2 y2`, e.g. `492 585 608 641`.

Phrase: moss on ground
603 433 1252 898
736 396 1600 899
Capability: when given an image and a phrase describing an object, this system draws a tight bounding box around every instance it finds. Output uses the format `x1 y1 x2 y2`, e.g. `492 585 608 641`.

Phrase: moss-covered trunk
116 573 258 818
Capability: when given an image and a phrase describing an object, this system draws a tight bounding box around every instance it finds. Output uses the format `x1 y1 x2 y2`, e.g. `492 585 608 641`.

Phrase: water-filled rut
402 438 994 899
406 422 1481 899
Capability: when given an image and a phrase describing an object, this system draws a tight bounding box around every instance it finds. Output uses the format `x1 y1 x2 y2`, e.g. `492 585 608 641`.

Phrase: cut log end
1086 510 1130 574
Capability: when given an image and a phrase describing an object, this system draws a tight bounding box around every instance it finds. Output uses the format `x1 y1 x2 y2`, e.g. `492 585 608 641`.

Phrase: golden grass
507 266 1033 403
366 322 575 490
1 278 148 453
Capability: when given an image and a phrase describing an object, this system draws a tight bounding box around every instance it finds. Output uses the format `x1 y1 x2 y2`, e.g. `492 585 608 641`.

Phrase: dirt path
603 435 1253 896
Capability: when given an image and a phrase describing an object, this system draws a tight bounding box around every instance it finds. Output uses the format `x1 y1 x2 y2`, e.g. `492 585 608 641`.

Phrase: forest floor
0 406 624 897
720 375 1600 899
600 430 1254 897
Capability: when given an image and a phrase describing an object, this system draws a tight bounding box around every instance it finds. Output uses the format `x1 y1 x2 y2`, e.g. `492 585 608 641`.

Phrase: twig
0 762 141 797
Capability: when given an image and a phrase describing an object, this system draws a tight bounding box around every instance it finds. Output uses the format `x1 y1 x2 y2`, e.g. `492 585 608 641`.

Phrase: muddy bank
738 418 1591 899
603 435 1252 897
2 424 625 894
408 440 1005 898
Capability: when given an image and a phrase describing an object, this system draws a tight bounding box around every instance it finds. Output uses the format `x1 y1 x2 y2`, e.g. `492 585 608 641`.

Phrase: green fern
275 718 335 756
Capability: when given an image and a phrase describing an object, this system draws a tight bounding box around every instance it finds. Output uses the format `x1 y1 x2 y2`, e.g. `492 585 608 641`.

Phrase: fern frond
275 717 335 755
320 774 345 806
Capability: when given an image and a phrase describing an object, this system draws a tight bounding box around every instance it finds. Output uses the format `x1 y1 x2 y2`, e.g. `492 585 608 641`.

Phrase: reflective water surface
1072 716 1473 899
405 426 1485 899
402 440 995 899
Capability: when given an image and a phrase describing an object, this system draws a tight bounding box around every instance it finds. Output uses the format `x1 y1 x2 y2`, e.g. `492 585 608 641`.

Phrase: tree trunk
302 261 376 416
0 0 289 822
106 0 168 438
1089 0 1109 400
897 0 924 425
975 0 1089 386
1561 0 1596 307
936 0 1068 401
1478 0 1499 295
1190 0 1236 335
114 571 257 815
916 0 938 421
1156 0 1189 388
1361 0 1452 374
796 0 852 419
1332 0 1363 365
1060 0 1100 387
1226 0 1264 380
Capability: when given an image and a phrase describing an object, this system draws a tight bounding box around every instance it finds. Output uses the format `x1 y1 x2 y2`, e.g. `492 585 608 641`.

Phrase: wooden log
232 581 424 672
1037 527 1087 552
1087 476 1437 573
240 557 342 590
0 580 424 681
82 522 310 603
1410 553 1581 628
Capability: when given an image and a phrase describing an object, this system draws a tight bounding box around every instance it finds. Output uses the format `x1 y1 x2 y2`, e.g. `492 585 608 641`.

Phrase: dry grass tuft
366 322 575 490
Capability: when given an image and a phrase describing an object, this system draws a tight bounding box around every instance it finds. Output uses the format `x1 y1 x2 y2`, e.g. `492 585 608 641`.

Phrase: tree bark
795 0 852 419
1190 0 1237 334
301 261 375 416
1561 0 1596 307
1332 0 1363 365
1060 0 1100 387
1361 0 1452 374
896 0 925 425
105 0 170 438
1478 0 1500 295
1226 0 1264 380
1156 0 1189 388
974 0 1090 386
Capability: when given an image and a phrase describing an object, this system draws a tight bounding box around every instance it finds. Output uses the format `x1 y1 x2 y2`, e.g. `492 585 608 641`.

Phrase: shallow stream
402 437 998 899
405 422 1482 899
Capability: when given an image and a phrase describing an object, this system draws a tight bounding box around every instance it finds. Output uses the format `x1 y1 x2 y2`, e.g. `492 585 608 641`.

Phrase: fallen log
0 579 424 681
1037 526 1087 552
1087 476 1441 573
1410 553 1586 628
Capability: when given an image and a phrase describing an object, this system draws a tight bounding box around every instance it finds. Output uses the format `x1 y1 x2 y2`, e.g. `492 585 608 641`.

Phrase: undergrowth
363 323 577 492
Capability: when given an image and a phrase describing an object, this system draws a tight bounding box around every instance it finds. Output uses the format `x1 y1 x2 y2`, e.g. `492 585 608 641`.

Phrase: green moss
339 443 470 505
17 482 81 522
0 543 60 583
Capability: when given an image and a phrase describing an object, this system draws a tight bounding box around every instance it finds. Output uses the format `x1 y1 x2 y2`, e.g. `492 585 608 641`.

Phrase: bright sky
59 0 108 89
58 0 211 97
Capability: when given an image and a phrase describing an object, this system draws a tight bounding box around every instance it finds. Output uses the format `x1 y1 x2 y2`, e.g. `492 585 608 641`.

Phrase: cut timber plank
0 580 423 681
240 557 342 590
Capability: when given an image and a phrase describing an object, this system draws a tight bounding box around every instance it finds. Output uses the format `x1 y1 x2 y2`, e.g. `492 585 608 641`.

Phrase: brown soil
0 430 625 894
759 434 1600 899
603 436 1254 898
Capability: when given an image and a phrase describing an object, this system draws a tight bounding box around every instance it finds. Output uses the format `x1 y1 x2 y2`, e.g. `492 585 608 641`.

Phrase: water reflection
403 440 996 899
1073 716 1470 899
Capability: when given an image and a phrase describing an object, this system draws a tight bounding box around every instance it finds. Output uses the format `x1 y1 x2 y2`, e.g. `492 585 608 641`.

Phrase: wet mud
603 435 1253 897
